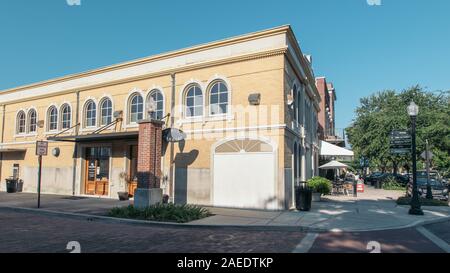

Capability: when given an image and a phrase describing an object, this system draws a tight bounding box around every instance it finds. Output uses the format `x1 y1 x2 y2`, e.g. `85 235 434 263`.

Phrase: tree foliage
346 86 450 175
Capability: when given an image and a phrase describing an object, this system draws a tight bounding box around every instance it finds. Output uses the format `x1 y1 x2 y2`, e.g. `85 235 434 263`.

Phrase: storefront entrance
84 147 111 196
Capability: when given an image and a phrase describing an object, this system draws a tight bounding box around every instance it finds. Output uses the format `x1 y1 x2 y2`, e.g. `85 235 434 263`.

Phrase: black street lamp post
407 101 424 215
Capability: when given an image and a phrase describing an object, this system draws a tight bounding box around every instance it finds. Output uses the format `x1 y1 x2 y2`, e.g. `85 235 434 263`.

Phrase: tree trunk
393 161 398 175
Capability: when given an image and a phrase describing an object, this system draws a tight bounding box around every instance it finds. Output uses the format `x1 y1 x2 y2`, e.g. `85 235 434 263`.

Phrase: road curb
0 206 326 232
1 206 448 233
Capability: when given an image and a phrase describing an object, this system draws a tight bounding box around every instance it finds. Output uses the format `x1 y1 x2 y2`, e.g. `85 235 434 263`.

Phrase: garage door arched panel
213 138 278 210
215 139 274 154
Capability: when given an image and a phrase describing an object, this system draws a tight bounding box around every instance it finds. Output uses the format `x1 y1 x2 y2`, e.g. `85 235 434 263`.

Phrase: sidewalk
190 187 450 231
1 187 449 232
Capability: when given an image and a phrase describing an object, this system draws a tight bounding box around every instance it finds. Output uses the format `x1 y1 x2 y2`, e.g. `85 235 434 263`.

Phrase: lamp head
146 97 157 117
407 101 419 117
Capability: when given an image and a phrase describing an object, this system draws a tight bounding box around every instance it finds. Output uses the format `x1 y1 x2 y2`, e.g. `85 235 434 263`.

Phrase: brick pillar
134 118 165 208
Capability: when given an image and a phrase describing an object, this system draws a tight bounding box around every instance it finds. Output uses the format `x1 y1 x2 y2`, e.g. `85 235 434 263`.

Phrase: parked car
365 172 384 185
407 172 449 201
389 173 409 186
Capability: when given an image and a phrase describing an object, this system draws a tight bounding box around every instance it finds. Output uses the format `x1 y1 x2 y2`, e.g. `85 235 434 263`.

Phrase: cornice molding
0 47 287 105
0 26 290 96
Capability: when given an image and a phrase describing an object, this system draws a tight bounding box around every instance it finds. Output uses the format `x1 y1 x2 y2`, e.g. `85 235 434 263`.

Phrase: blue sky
0 0 449 129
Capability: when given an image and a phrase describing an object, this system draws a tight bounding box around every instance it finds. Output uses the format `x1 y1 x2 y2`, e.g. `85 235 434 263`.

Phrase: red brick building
315 77 344 147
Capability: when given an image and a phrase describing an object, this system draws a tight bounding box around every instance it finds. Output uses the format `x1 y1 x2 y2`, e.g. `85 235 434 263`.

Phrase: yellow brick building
0 25 320 210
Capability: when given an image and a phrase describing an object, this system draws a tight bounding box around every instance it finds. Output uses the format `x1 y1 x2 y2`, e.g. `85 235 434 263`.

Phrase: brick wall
137 120 164 189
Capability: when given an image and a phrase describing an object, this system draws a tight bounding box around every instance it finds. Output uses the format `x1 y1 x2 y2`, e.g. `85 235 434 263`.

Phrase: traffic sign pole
37 155 42 208
35 141 48 209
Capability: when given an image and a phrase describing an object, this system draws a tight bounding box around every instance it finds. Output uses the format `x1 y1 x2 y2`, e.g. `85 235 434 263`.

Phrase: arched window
100 98 113 126
84 100 96 128
215 138 273 153
185 85 203 117
48 106 58 131
209 81 228 115
147 90 164 120
129 93 143 124
60 104 71 130
16 111 26 134
28 109 37 133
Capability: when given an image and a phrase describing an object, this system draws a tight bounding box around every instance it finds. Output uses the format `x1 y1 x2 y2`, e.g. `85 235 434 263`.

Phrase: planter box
312 192 322 202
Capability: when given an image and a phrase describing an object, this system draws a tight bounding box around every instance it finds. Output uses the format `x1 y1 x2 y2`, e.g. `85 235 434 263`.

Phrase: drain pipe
169 73 176 203
71 91 80 196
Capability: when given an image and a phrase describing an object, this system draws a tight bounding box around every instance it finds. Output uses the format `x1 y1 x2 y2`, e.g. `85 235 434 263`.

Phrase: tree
346 86 450 174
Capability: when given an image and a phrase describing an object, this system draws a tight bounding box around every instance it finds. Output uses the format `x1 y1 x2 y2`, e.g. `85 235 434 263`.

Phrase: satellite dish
163 128 186 143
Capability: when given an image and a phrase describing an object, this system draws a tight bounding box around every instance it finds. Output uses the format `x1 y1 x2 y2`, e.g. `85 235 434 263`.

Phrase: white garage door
213 139 277 210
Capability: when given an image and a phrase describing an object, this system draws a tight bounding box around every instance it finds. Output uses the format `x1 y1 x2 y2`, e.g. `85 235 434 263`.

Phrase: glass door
84 147 111 196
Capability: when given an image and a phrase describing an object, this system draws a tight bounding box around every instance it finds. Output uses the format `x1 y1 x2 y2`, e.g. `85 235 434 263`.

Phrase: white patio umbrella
319 160 349 169
319 160 350 183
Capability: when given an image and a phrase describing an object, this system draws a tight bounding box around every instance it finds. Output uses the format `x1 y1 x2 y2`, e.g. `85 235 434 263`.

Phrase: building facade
0 25 320 210
315 77 344 147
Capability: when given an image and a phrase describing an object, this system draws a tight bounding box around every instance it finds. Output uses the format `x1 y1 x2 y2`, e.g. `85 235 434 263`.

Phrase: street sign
390 130 411 155
35 141 48 156
390 148 411 154
35 141 48 209
421 151 433 160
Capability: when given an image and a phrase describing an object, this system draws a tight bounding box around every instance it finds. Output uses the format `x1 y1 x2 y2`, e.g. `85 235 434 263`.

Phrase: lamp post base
409 207 424 215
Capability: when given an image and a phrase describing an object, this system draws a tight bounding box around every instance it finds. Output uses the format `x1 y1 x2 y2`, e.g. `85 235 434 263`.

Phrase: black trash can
295 182 312 211
6 178 18 193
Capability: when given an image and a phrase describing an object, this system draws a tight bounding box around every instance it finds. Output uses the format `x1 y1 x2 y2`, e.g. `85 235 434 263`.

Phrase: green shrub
108 203 211 223
307 176 332 195
396 197 449 206
382 177 406 191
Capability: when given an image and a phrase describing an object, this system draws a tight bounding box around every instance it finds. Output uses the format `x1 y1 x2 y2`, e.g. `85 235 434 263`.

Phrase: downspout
169 73 176 203
0 105 5 183
71 91 80 196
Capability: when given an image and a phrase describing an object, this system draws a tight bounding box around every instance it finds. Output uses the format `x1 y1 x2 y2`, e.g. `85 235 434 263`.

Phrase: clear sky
0 0 449 129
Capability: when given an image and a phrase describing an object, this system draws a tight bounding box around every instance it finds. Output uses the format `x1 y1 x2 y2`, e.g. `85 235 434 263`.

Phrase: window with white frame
60 104 71 130
209 81 228 115
84 100 96 128
48 106 58 131
185 85 203 118
100 98 113 126
129 93 143 124
147 90 164 120
28 109 37 133
16 111 26 134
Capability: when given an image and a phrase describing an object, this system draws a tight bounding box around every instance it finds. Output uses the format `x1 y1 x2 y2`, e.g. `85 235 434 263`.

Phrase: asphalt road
0 210 448 253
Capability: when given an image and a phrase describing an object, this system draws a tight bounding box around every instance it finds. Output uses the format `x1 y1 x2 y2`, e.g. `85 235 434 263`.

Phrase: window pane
219 93 228 103
130 94 143 123
210 82 228 115
210 94 218 104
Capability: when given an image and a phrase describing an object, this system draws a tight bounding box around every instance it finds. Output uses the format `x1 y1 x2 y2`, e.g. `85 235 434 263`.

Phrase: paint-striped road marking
292 233 319 253
416 226 450 253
